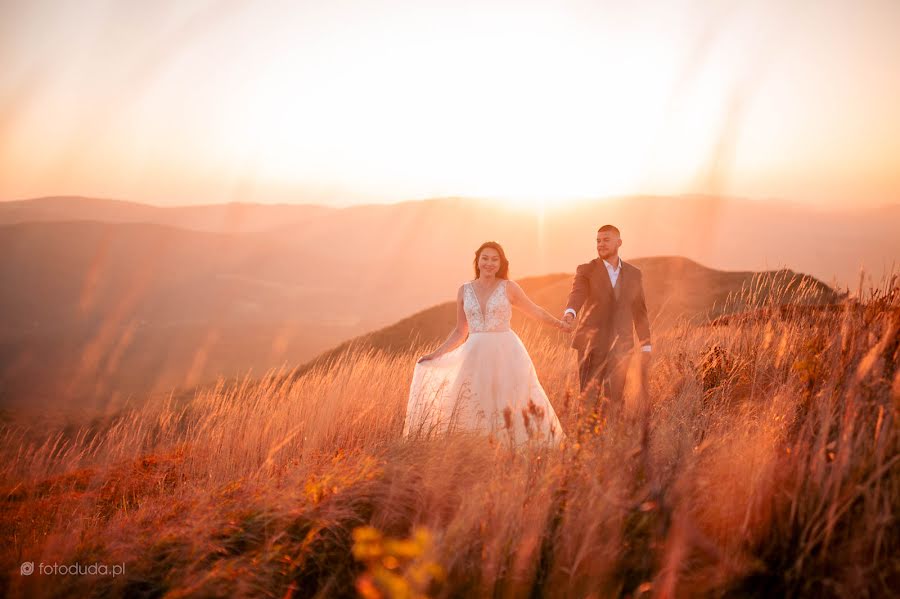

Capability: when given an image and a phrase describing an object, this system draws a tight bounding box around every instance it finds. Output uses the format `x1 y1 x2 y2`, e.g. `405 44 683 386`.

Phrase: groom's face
596 231 622 260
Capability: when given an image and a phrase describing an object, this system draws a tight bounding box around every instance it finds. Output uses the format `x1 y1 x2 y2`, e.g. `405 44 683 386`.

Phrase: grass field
2 275 897 598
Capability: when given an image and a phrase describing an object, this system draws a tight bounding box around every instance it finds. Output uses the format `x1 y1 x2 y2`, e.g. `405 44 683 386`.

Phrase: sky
1 0 899 208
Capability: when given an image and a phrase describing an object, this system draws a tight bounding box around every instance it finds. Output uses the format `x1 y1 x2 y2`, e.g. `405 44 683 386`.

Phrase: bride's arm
417 285 469 362
507 280 568 330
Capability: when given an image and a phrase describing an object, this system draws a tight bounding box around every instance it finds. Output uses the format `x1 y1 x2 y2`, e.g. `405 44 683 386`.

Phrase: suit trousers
578 346 630 412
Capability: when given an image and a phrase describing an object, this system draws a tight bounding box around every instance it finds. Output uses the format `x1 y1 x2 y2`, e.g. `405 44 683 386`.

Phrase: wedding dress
403 280 564 445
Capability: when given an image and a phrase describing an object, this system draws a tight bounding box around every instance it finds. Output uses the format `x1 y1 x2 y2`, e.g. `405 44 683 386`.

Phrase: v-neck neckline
470 280 502 322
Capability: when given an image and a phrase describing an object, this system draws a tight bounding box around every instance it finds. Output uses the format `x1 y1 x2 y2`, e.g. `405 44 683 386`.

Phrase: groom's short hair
597 224 620 236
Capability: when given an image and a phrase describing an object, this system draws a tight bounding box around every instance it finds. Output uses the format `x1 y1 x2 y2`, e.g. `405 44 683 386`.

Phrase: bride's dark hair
473 241 510 279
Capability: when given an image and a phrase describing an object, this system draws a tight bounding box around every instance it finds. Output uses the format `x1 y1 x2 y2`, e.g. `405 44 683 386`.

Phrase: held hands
556 320 573 332
558 312 576 333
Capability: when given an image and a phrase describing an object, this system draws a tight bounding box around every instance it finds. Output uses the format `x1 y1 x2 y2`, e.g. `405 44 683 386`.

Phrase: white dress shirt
565 257 652 352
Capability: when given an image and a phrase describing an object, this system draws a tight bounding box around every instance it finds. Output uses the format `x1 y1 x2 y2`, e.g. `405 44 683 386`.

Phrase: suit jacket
565 258 651 355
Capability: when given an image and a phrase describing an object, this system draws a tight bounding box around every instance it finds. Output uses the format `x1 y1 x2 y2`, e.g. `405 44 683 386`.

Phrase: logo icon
20 562 34 576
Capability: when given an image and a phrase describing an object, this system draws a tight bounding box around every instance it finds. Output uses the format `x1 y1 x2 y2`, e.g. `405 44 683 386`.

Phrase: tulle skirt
403 330 564 446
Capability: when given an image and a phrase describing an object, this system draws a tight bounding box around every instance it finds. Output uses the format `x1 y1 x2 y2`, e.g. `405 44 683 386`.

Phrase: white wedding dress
403 280 564 445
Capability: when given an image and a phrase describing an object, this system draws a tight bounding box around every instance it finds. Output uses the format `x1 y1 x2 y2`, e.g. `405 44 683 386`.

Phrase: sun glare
206 6 684 207
2 1 897 206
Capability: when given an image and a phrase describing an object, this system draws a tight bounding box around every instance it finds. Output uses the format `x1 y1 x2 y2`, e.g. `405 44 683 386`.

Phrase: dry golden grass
1 274 898 598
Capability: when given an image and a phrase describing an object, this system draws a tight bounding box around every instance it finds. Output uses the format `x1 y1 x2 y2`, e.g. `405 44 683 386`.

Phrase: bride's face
478 248 501 277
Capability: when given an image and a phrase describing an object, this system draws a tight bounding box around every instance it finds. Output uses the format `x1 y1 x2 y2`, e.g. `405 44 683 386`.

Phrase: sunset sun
217 9 674 206
7 2 892 207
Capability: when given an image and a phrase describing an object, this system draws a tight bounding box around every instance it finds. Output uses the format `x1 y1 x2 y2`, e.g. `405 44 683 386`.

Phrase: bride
403 241 569 445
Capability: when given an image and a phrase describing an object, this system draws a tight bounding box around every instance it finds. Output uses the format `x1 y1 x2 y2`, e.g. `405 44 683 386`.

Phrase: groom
562 224 652 408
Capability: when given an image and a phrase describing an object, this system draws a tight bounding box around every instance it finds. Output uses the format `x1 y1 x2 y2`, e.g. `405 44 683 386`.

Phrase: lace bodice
464 280 511 332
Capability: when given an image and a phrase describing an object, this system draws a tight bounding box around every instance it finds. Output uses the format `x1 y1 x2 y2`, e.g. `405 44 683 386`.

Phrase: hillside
3 269 895 599
300 257 840 373
0 221 367 412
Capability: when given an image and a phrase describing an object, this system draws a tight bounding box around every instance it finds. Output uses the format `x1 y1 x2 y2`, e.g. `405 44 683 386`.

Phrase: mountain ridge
296 257 840 376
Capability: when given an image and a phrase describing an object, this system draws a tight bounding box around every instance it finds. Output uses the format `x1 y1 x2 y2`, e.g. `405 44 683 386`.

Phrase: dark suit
565 258 651 405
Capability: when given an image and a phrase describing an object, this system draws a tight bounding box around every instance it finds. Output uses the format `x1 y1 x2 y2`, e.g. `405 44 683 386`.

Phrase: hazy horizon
3 192 898 213
2 0 899 208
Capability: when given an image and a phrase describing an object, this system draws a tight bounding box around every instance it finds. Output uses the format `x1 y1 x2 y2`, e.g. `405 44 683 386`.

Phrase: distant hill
299 257 840 373
5 194 899 289
1 194 890 415
0 196 334 233
0 220 366 413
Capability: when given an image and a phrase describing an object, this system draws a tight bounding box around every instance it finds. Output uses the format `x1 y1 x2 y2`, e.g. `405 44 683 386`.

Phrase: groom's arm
564 264 590 318
632 273 651 351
